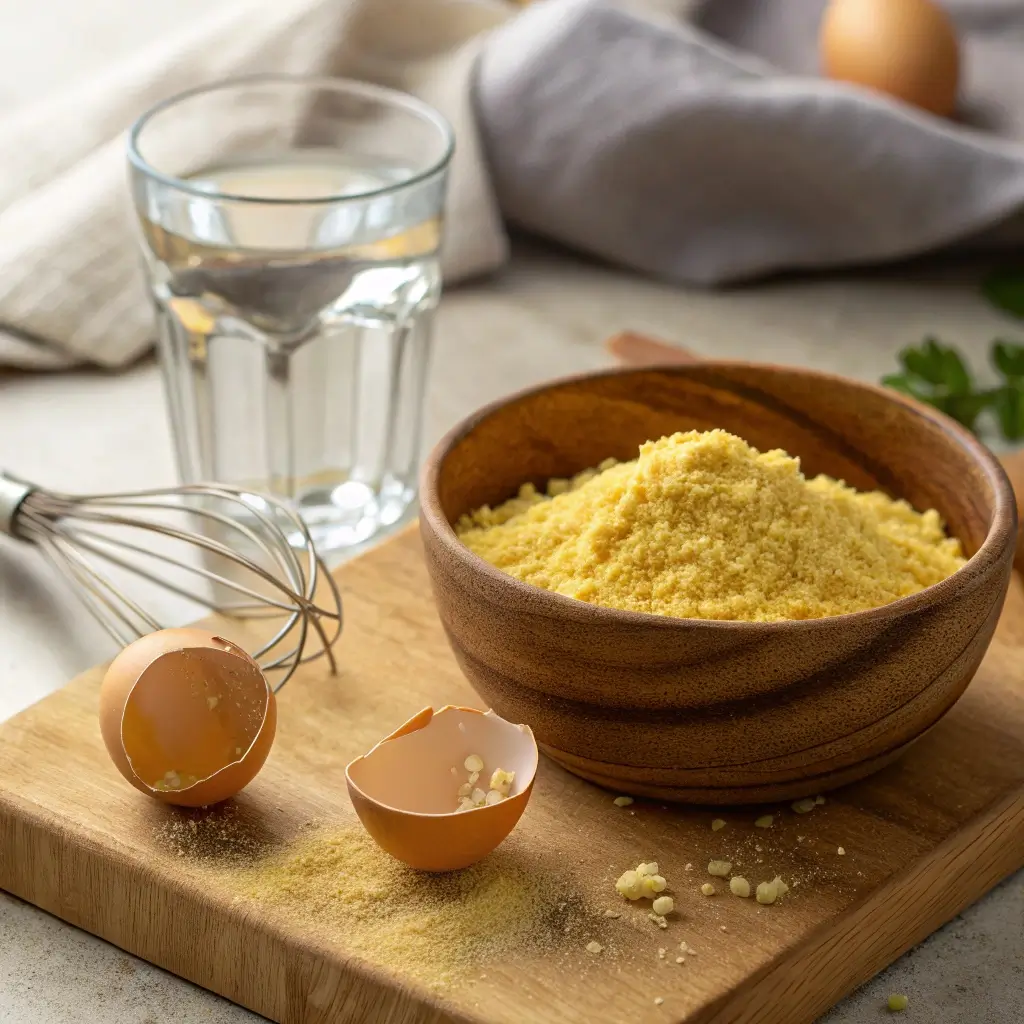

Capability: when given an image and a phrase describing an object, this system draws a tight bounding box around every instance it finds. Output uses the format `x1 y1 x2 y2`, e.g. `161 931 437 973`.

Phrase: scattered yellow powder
153 812 600 991
238 826 593 990
153 805 283 863
456 430 965 622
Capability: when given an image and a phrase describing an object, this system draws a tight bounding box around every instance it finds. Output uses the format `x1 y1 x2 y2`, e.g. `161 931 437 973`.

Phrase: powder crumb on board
711 818 726 831
754 815 773 829
651 896 674 916
455 430 964 621
586 941 604 954
152 805 271 863
654 997 664 1006
613 796 634 807
838 847 847 856
616 861 668 901
730 877 751 898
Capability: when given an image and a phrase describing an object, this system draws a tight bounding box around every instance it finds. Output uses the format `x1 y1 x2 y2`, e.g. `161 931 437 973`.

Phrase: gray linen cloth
2 0 1023 370
477 0 1024 286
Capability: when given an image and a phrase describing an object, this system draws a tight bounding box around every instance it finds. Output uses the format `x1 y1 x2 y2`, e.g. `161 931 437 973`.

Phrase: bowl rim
419 360 1017 633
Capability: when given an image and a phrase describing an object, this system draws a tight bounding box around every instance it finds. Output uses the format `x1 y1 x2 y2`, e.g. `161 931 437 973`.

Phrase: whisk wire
63 485 342 630
58 527 303 618
1 473 343 691
62 505 306 598
51 504 304 612
39 531 161 644
73 490 344 660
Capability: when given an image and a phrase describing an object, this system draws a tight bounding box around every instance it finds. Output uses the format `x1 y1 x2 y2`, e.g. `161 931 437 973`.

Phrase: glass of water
128 75 452 556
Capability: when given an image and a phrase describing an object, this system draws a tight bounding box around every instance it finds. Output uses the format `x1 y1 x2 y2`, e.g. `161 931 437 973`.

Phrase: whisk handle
0 471 33 537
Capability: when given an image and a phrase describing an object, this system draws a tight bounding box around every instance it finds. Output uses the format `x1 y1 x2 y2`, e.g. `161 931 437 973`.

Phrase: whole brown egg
820 0 960 118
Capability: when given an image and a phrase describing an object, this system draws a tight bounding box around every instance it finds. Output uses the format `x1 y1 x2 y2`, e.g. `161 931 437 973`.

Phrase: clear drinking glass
128 75 453 555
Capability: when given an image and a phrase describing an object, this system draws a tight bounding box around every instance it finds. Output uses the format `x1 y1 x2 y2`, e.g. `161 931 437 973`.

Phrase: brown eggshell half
98 627 276 808
346 705 538 872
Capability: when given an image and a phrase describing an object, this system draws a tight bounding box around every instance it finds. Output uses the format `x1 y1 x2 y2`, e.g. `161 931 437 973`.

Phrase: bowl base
539 742 913 805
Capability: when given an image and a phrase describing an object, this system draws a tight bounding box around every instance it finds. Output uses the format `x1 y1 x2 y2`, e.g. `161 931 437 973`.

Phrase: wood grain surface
419 355 1016 802
2 523 1024 1024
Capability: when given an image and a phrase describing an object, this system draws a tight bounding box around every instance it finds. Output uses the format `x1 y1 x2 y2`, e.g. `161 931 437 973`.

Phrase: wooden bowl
419 364 1016 803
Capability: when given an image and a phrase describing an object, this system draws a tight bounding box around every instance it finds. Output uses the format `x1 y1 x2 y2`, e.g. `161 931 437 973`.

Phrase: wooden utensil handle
606 332 700 368
604 331 1024 574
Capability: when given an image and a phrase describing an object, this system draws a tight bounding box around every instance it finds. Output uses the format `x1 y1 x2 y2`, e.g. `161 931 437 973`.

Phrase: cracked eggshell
98 627 276 808
346 705 538 872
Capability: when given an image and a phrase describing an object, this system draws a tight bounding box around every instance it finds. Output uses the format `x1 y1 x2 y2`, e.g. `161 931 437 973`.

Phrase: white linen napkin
0 0 512 369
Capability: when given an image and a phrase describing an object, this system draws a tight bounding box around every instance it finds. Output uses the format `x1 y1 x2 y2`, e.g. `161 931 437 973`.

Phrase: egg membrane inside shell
348 707 537 815
121 644 270 793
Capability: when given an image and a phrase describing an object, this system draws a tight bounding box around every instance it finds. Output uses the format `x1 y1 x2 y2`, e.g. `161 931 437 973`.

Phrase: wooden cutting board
2 344 1024 1024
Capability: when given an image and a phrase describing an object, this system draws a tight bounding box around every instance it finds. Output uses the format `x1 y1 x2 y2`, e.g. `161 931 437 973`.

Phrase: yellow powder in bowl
455 430 966 621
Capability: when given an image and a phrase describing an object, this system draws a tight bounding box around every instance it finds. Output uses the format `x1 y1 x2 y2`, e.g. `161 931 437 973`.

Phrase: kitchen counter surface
1 2 1022 1021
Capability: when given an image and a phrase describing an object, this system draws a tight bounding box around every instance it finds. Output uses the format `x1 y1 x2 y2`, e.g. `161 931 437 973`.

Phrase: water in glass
130 78 452 556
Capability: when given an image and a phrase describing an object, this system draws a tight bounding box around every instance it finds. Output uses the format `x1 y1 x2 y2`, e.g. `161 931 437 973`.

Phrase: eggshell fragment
346 705 538 872
98 627 276 807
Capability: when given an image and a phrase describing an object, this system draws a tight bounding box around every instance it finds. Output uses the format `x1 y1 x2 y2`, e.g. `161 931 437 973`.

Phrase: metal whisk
0 470 342 690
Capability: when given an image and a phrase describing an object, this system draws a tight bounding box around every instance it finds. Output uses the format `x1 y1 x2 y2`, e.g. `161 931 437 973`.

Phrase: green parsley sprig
882 267 1024 441
882 337 1024 439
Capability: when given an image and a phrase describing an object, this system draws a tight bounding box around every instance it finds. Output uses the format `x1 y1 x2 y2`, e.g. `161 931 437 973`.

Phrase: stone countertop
1 236 1023 1023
